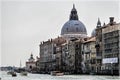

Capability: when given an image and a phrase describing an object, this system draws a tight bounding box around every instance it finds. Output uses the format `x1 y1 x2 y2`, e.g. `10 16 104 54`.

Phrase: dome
61 20 87 35
61 4 87 39
91 29 96 37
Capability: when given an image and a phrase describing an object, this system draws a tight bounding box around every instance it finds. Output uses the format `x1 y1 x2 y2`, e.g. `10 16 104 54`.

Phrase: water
1 71 120 80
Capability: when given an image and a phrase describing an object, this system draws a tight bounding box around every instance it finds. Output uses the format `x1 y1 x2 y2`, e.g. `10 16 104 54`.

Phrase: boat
7 71 15 75
11 72 17 77
7 70 17 77
20 72 27 76
7 71 13 75
50 71 64 76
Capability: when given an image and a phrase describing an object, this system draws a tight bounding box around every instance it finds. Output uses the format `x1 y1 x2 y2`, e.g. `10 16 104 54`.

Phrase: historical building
39 39 55 73
26 54 36 71
61 38 83 74
61 4 87 40
82 37 96 74
101 17 120 75
53 37 66 71
39 37 66 73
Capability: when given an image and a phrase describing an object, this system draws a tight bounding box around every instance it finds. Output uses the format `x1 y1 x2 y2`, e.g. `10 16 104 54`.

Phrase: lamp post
111 62 113 76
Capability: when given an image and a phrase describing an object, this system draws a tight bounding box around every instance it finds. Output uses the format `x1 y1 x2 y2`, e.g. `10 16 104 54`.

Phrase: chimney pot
109 17 114 25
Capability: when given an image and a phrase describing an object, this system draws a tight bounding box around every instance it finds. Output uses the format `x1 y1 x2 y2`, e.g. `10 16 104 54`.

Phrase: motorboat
11 72 17 77
51 71 64 76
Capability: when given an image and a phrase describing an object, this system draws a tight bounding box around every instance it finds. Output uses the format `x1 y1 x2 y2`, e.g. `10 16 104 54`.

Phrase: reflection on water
1 71 120 80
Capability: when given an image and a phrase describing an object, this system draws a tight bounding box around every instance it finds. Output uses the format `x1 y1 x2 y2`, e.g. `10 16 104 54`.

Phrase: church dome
61 4 87 38
61 20 87 35
91 29 96 37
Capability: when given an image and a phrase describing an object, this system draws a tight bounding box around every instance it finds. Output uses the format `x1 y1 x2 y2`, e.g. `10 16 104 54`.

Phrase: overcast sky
1 0 120 67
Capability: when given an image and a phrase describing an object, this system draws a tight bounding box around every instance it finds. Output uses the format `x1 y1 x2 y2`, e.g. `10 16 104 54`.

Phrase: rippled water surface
1 71 120 80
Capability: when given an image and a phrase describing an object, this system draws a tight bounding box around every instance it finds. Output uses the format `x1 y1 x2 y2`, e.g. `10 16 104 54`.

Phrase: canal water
1 71 120 80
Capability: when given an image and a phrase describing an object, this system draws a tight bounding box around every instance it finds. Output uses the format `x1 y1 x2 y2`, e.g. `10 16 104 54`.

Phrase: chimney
109 17 114 25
